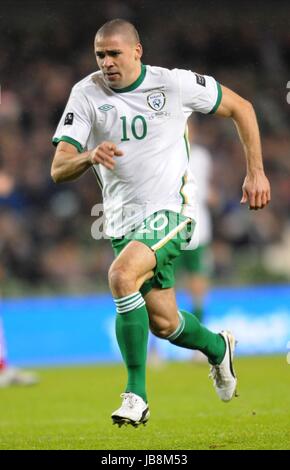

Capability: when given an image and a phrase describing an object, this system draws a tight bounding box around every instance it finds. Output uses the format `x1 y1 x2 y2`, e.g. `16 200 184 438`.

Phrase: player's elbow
228 98 254 124
242 98 254 113
50 164 62 183
234 97 254 118
51 153 65 183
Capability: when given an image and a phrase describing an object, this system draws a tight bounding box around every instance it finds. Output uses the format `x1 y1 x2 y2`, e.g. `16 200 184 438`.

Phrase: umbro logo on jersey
64 112 74 125
98 104 115 112
147 91 166 111
195 73 206 87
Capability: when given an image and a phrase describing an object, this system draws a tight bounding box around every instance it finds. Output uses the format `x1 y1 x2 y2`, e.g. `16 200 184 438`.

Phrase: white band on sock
165 311 185 341
114 292 145 314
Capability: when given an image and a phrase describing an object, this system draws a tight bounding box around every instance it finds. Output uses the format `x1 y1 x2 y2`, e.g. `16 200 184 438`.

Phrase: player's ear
135 43 143 60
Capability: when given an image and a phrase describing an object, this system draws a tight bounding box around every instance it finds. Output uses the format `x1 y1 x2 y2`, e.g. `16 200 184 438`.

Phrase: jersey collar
110 64 146 93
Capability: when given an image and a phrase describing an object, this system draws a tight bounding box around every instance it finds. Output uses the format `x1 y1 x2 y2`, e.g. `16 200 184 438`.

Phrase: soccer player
51 19 271 427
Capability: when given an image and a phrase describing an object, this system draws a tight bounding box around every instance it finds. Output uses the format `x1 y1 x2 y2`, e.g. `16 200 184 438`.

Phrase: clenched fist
240 170 271 210
89 141 123 170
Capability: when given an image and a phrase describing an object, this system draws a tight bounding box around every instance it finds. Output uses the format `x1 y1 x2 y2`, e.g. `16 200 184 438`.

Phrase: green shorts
175 244 213 276
111 210 195 297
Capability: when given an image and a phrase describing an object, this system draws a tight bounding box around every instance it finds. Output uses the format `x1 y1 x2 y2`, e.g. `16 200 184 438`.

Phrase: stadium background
0 0 290 363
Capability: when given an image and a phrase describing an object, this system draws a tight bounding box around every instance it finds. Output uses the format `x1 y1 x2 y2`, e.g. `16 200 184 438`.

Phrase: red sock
0 317 7 370
0 337 6 370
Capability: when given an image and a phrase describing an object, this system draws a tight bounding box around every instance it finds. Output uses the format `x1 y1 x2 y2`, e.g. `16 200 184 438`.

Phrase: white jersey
188 144 213 245
53 65 221 237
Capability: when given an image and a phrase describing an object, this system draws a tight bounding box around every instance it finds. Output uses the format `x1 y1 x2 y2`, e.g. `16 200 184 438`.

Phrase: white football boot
0 367 39 388
111 392 150 428
209 330 238 402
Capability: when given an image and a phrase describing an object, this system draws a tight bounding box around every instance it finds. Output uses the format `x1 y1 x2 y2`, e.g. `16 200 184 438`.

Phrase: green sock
114 292 149 402
167 309 226 365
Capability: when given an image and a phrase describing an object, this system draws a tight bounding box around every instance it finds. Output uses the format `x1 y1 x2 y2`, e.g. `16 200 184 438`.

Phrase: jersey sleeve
176 69 222 115
52 87 92 152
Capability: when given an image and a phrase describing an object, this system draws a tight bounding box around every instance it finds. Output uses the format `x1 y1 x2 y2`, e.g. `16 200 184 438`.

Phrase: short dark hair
95 19 140 44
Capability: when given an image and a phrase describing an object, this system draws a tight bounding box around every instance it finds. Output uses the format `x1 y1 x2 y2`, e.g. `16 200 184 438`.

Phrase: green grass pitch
0 356 289 450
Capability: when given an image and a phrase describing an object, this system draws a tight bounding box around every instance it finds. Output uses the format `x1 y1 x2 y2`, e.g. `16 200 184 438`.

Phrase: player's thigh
110 239 156 284
144 287 179 336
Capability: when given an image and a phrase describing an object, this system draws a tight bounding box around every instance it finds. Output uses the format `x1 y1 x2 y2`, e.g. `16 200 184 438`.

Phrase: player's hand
89 141 123 170
240 170 271 210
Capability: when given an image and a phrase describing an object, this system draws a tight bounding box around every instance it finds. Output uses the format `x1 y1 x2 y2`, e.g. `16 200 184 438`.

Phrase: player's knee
108 265 137 296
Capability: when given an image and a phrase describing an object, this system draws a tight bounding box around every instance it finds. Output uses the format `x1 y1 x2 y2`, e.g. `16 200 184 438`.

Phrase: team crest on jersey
147 91 166 111
98 104 114 111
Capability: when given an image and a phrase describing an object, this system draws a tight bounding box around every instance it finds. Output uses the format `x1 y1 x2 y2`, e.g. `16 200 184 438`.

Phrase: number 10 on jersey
120 115 147 141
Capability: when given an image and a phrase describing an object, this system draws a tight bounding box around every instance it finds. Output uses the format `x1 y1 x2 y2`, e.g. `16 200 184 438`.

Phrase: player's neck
127 63 142 85
112 63 146 93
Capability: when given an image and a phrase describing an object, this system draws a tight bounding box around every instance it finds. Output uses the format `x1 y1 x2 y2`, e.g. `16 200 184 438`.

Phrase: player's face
95 34 142 89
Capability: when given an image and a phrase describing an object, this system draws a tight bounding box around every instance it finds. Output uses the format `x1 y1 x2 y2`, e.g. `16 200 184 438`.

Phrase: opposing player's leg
0 316 38 388
0 315 7 375
109 240 155 427
145 287 237 402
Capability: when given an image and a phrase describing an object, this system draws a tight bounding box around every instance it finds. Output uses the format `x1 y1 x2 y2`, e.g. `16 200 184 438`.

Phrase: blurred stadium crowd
0 0 289 294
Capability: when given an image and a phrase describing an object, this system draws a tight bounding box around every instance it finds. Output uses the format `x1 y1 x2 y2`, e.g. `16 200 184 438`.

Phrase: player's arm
51 141 123 183
215 85 271 210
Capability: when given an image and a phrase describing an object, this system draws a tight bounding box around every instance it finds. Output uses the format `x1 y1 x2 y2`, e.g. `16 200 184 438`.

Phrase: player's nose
103 55 114 68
